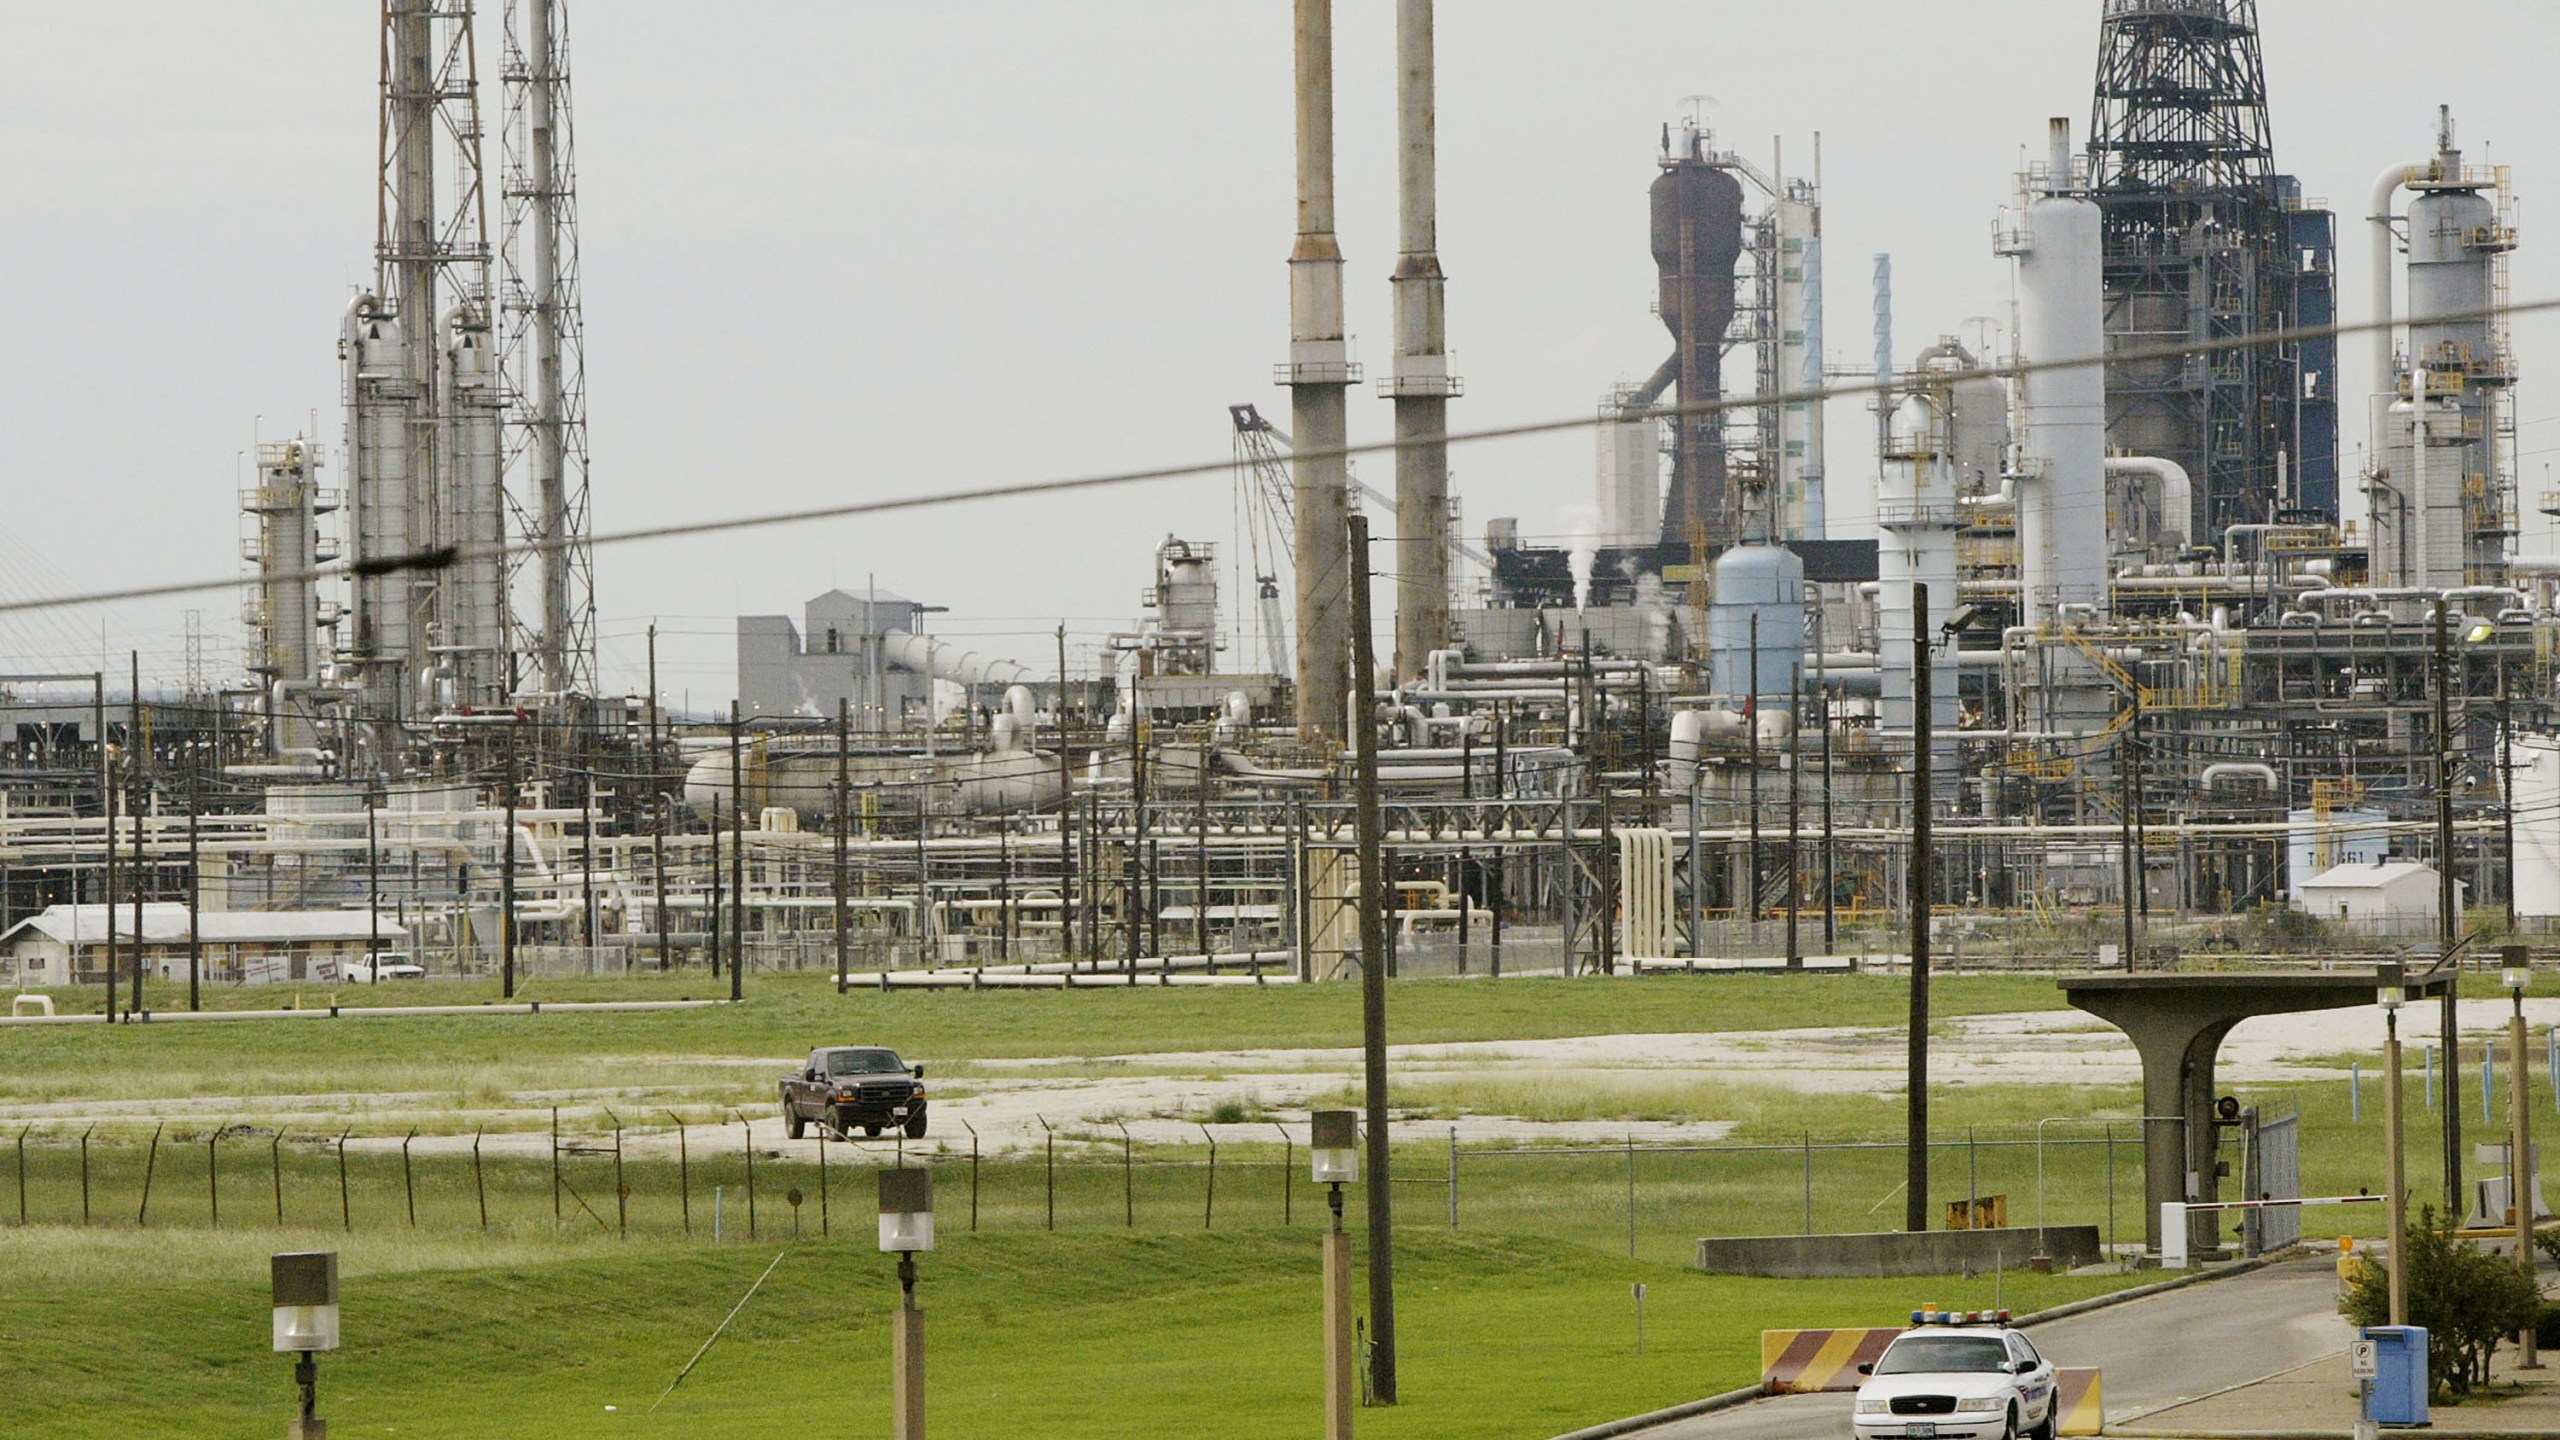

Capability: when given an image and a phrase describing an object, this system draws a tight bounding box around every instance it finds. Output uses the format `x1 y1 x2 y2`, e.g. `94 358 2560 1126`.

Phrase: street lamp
1312 1110 1358 1440
2379 970 2408 1328
271 1250 339 1440
2503 947 2540 1368
878 1168 932 1440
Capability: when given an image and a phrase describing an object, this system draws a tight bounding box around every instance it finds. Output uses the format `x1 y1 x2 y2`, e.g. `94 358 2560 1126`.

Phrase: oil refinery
3 0 2552 992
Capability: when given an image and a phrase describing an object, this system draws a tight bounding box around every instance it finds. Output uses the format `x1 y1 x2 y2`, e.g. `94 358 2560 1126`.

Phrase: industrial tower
2087 0 2338 538
344 0 509 743
501 0 597 697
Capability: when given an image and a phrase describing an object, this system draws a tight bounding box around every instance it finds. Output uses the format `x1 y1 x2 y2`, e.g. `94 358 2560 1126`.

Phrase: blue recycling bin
2361 1325 2429 1426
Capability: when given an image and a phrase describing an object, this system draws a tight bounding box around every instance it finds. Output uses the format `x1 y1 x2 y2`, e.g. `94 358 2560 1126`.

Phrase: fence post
138 1123 163 1227
962 1120 980 1232
1449 1127 1458 1230
1626 1133 1637 1258
1276 1123 1293 1226
1039 1114 1055 1231
2105 1126 2116 1258
336 1128 352 1232
402 1129 418 1227
1202 1124 1217 1230
15 1124 27 1226
668 1111 690 1237
474 1129 487 1230
80 1126 92 1226
271 1131 283 1226
739 1112 757 1241
612 1111 626 1240
1118 1121 1134 1227
207 1127 220 1230
2352 1062 2362 1122
818 1127 830 1239
1803 1131 1813 1236
551 1107 563 1226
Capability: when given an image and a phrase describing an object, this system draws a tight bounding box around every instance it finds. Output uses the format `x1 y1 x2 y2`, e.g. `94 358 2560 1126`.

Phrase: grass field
0 970 2071 1109
5 966 2528 1436
0 1223 2150 1440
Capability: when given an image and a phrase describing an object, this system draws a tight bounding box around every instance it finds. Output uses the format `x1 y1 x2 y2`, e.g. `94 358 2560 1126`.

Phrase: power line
4 297 2557 620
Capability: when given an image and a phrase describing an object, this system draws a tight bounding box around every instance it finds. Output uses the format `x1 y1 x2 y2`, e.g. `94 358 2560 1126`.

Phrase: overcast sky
3 2 2555 706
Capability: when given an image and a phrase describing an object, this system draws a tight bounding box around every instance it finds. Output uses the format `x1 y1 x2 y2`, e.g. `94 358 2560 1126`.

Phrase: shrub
2343 1206 2542 1396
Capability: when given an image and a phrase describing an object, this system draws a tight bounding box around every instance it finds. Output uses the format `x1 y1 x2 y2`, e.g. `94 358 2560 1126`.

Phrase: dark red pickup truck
779 1046 928 1139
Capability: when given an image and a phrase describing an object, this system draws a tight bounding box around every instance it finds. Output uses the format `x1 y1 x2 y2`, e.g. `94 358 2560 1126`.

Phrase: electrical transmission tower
2087 0 2335 534
501 0 596 696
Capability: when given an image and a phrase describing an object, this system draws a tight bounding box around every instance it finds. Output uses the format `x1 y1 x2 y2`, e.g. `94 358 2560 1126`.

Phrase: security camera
1940 603 1982 636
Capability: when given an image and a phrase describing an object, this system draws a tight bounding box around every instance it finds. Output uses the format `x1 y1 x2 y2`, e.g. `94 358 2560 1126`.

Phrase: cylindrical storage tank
2407 188 2496 363
1706 543 1804 708
2014 184 2110 623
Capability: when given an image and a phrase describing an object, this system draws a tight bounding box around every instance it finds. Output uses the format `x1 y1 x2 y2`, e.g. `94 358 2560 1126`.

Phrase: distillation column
2006 119 2111 628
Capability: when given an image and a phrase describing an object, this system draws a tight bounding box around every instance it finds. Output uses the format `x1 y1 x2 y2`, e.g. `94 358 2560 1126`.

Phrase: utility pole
1906 580 1932 1234
96 672 113 1024
1787 679 1802 968
185 766 200 1013
1347 511 1398 1403
501 733 518 999
1057 624 1074 962
2434 596 2462 1213
836 696 851 994
128 648 145 1009
729 700 746 1003
2502 690 2517 932
1747 613 1762 924
1817 608 1835 951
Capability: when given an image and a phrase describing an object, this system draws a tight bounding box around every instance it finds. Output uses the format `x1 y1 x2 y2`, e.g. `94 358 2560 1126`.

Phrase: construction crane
1231 404 1294 675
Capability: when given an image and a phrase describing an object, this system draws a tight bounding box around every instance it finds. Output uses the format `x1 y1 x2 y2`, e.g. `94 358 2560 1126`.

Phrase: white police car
1852 1310 2057 1440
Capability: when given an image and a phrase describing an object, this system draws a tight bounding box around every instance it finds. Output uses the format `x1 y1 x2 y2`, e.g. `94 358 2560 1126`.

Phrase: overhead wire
6 297 2558 622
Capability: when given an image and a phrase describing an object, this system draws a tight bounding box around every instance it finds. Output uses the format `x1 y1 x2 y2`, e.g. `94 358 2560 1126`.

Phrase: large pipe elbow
2369 163 2428 402
2105 457 2193 549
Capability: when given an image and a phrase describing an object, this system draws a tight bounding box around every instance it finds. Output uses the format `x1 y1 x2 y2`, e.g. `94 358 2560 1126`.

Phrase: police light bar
1906 1307 2013 1326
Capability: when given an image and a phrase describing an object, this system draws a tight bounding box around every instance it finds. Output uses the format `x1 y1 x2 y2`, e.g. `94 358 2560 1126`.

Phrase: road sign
2350 1339 2379 1380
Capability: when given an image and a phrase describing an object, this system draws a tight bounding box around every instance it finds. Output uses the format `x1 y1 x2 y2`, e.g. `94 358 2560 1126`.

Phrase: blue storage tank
1707 543 1804 708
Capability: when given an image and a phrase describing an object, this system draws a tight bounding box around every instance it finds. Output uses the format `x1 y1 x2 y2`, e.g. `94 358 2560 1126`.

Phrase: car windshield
824 1049 906 1076
1875 1336 2012 1375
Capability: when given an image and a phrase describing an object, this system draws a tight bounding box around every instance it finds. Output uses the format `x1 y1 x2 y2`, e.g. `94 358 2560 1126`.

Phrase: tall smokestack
1286 0 1352 741
1388 0 1456 682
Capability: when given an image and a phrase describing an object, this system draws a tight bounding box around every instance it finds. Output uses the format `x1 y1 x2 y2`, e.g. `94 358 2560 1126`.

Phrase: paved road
1621 1256 2351 1440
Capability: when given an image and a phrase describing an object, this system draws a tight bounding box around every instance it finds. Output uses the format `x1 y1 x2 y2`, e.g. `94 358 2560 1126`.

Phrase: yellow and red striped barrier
1759 1328 1902 1393
1759 1330 2103 1434
2054 1367 2102 1436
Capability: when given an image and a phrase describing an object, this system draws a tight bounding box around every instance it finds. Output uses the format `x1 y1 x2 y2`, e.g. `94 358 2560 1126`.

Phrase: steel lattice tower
2087 0 2333 538
501 0 596 696
346 0 506 748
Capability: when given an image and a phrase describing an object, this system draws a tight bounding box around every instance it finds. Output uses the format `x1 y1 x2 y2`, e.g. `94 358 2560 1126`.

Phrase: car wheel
2031 1399 2056 1440
904 1106 928 1140
863 1124 883 1137
2004 1403 2020 1440
784 1107 806 1140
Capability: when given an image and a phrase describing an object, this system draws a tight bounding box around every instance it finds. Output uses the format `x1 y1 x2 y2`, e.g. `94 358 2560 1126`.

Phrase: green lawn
0 970 2070 1106
0 1223 2150 1440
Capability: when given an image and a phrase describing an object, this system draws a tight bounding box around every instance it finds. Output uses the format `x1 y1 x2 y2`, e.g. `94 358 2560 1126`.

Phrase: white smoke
1559 504 1599 610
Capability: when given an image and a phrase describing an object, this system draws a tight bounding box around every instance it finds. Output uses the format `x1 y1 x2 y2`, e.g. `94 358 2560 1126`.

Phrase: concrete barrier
1697 1225 2102 1278
1760 1327 1901 1392
2054 1367 2102 1436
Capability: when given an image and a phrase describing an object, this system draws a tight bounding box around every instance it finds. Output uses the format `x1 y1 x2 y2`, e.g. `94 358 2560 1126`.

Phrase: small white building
0 904 408 986
2295 861 2463 933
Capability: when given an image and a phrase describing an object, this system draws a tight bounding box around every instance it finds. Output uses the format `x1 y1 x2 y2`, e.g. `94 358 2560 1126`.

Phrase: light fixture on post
2503 946 2540 1369
1312 1109 1358 1440
2377 967 2408 1328
878 1167 933 1440
271 1250 339 1440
